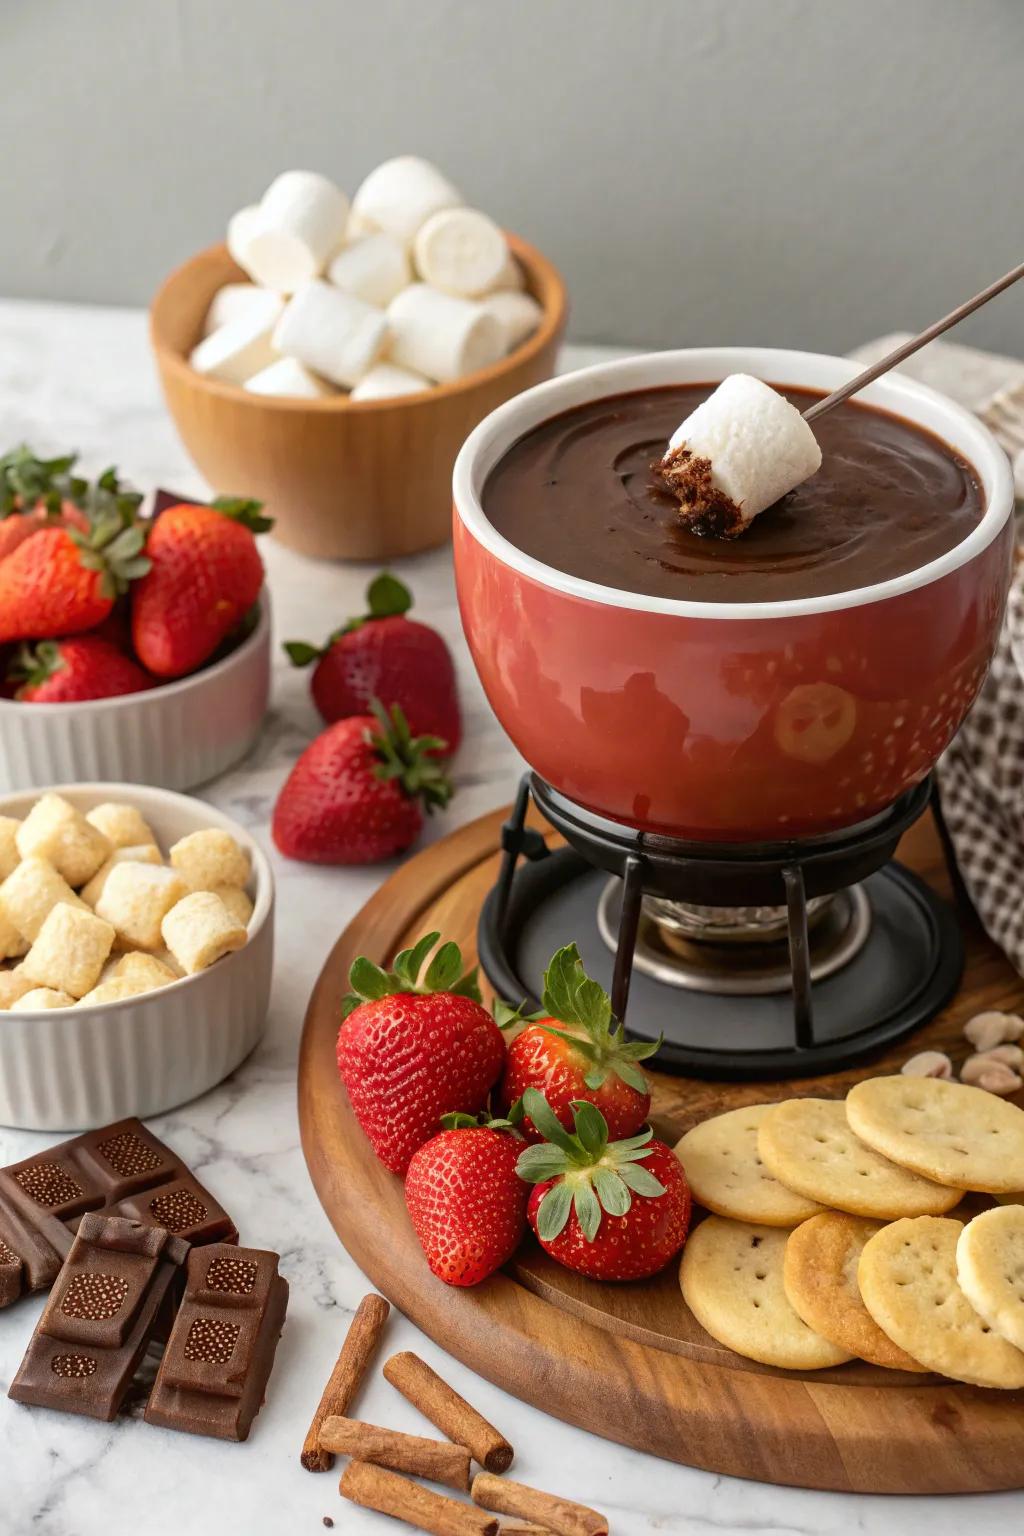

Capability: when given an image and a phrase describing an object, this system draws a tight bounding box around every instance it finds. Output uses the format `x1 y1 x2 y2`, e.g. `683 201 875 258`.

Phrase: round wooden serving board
299 803 1024 1495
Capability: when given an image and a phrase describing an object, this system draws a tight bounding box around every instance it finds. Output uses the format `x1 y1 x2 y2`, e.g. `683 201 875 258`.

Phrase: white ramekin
0 783 274 1131
0 594 271 794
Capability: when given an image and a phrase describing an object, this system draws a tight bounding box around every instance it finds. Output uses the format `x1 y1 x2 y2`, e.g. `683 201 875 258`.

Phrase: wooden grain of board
298 803 1024 1494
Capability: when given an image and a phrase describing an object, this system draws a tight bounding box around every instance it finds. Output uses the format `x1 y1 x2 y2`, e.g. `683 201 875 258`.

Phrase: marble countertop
0 302 1021 1536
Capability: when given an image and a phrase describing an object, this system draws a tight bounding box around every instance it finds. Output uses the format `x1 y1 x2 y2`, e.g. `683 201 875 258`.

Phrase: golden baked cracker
847 1075 1024 1193
956 1205 1024 1352
858 1216 1024 1388
674 1104 826 1228
757 1098 960 1218
679 1216 852 1370
783 1213 926 1371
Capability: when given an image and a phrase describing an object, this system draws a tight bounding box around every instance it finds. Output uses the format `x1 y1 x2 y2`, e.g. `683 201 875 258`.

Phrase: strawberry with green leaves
131 497 270 678
405 1104 528 1286
8 636 151 703
285 572 461 753
273 700 453 864
498 945 660 1142
336 932 506 1175
516 1089 691 1281
0 473 149 644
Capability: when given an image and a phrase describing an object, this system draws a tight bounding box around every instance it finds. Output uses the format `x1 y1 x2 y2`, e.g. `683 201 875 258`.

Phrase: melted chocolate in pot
482 384 983 603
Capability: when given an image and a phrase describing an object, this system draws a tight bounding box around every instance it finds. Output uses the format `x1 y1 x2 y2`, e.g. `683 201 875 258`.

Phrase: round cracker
858 1216 1024 1388
679 1215 852 1370
956 1205 1024 1352
783 1213 926 1371
674 1105 826 1227
758 1098 960 1218
846 1075 1024 1193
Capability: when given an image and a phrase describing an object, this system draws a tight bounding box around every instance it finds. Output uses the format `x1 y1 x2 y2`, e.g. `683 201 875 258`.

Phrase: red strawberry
272 700 452 865
405 1108 528 1286
517 1090 691 1282
285 572 461 754
131 497 270 679
8 636 151 704
0 449 137 564
0 513 149 646
336 932 506 1175
498 945 659 1142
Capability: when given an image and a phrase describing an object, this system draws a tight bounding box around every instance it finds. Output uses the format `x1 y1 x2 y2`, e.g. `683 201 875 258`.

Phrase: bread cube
76 974 156 1007
112 951 179 989
85 802 158 850
0 906 28 963
0 816 21 881
80 844 163 907
209 884 254 927
21 902 116 999
0 967 33 1010
0 858 90 942
16 793 112 887
17 987 75 1011
169 829 250 892
161 891 247 975
95 863 189 952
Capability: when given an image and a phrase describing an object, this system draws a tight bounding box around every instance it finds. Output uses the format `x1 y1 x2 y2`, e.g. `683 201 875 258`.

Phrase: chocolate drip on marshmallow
656 373 822 539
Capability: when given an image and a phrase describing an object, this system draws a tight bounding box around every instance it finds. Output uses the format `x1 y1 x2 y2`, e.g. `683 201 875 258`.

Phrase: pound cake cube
76 974 157 1007
15 793 112 887
209 885 254 927
0 858 90 943
80 844 163 907
85 802 158 850
169 829 251 892
17 987 75 1011
112 951 180 989
0 967 34 1010
162 891 247 975
0 906 28 963
22 902 116 999
0 816 21 881
95 864 189 952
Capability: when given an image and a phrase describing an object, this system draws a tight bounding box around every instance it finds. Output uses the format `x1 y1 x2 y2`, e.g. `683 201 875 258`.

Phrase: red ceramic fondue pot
453 348 1014 842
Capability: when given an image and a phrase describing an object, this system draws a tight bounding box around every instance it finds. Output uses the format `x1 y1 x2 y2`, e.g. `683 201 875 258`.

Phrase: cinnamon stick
341 1461 498 1536
300 1293 390 1471
498 1526 557 1535
384 1351 513 1473
471 1472 608 1536
319 1414 472 1491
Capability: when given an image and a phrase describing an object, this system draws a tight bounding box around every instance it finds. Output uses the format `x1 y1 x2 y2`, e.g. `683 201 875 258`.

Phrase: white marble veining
0 302 1021 1535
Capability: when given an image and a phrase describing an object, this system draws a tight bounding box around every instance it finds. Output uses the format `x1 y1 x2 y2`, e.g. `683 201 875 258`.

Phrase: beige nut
964 1011 1024 1052
961 1053 1024 1095
981 1043 1024 1070
901 1050 954 1079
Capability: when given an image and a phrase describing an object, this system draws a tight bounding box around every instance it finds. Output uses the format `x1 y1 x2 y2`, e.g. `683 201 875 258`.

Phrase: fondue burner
478 774 963 1080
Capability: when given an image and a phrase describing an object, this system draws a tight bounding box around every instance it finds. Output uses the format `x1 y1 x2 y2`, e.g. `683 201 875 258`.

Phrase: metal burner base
479 847 962 1080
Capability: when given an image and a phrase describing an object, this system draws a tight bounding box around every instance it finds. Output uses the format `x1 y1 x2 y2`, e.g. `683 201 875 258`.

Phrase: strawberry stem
284 571 413 663
0 446 86 519
537 944 661 1093
7 640 65 691
340 930 482 1018
367 698 451 810
211 496 273 533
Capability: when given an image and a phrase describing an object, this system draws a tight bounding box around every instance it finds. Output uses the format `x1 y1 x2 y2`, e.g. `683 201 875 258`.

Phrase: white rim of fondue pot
453 347 1014 622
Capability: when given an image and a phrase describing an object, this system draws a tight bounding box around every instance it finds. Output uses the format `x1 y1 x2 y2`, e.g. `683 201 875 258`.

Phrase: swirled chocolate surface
482 384 983 603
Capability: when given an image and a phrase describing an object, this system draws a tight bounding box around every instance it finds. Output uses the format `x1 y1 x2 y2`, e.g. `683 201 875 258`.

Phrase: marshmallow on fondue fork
658 374 822 538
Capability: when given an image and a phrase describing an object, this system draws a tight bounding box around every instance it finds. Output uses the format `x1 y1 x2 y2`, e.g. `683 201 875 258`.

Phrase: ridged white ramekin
0 595 271 793
0 783 274 1131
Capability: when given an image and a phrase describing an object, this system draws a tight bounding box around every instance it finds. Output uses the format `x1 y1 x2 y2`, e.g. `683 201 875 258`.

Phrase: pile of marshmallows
191 159 543 402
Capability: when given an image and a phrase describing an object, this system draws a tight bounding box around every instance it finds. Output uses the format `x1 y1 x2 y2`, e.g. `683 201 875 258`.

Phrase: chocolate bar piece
8 1214 189 1421
0 1118 237 1309
145 1243 288 1441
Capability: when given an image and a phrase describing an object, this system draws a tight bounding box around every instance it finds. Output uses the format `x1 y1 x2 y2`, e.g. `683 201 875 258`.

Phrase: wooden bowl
149 237 567 561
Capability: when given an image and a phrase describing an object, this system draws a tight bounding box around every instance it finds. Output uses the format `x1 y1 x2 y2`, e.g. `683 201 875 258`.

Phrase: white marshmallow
203 283 286 338
485 249 526 293
227 205 262 272
244 357 337 398
245 170 350 292
664 374 822 530
273 280 389 389
328 232 411 309
413 208 509 298
350 363 432 402
189 298 284 386
388 284 503 384
478 289 543 353
351 156 463 245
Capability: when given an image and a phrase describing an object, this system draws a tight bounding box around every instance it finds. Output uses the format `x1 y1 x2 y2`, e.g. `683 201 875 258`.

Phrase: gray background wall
2 0 1023 354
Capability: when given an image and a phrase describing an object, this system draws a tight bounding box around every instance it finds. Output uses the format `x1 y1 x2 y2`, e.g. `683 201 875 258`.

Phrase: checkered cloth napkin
938 571 1024 968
